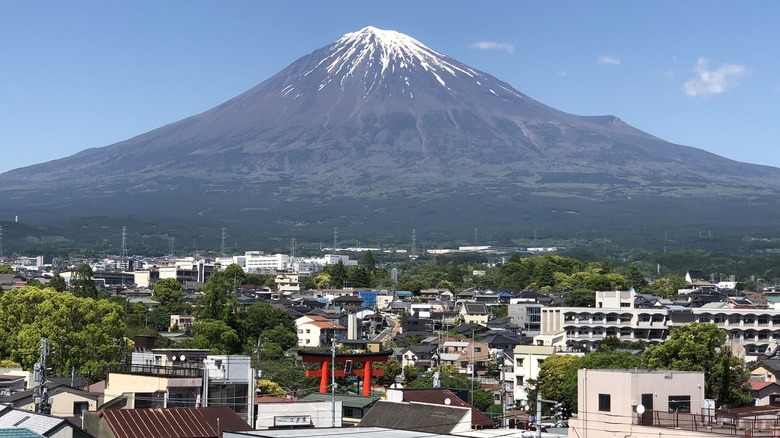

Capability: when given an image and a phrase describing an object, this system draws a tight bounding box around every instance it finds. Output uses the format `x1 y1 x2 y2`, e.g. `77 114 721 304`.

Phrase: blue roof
396 291 413 297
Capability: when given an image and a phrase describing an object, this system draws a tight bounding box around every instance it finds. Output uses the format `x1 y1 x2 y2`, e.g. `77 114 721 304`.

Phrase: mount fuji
2 26 779 252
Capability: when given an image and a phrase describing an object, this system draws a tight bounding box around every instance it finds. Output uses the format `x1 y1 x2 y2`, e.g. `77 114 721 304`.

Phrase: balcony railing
107 363 204 379
638 409 780 436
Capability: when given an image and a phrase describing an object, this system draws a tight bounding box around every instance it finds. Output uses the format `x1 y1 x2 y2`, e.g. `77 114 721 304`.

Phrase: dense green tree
25 278 44 288
260 326 298 352
645 275 687 298
0 286 125 381
188 319 242 354
49 273 67 292
152 278 189 315
446 261 465 287
626 264 649 291
222 263 247 289
642 322 751 407
70 264 98 298
259 356 314 397
400 278 429 294
361 250 376 272
374 358 403 386
348 266 372 288
528 355 580 415
242 302 295 340
563 289 596 307
195 271 238 322
0 265 13 274
329 260 348 289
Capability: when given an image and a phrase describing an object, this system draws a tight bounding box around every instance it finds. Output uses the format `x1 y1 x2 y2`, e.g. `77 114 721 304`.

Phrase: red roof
100 406 252 438
750 381 780 391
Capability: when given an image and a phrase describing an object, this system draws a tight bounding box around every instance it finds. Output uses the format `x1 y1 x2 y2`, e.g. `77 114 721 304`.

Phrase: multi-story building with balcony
540 289 780 360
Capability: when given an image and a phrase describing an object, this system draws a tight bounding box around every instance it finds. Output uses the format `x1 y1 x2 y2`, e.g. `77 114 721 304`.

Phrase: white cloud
469 41 514 54
683 57 747 97
597 55 621 66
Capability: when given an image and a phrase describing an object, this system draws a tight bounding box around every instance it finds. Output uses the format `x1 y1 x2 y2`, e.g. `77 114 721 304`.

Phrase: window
599 394 611 412
73 402 89 415
517 376 524 385
668 395 691 413
474 347 481 352
516 358 524 367
620 302 631 307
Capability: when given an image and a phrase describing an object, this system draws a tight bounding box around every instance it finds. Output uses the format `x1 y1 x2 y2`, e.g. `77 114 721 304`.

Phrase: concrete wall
574 369 705 438
254 401 341 429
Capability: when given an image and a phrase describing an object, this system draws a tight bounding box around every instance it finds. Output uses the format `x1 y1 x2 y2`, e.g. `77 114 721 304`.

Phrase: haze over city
1 1 778 174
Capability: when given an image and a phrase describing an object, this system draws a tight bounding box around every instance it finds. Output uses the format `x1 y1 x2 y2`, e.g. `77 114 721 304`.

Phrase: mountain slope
1 26 779 251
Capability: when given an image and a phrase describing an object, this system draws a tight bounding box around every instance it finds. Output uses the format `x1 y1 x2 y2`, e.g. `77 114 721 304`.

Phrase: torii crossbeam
298 350 392 397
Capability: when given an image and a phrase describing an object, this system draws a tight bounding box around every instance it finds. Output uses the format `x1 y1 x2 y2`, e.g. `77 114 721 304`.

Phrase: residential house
0 376 26 397
400 345 437 369
295 315 347 347
385 388 495 429
459 303 489 325
750 381 780 406
357 400 473 434
0 404 92 438
0 384 99 420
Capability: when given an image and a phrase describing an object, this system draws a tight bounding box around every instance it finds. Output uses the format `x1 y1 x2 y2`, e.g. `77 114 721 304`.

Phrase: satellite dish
636 404 645 414
444 398 451 405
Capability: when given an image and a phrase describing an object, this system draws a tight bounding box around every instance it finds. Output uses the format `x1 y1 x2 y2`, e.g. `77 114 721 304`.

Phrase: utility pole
33 338 50 414
331 337 337 427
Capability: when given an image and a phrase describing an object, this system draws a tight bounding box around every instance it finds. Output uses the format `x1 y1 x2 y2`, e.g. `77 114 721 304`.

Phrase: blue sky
1 1 778 174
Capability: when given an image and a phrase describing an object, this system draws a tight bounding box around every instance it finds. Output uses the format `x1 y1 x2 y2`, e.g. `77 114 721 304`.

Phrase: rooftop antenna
333 227 338 250
120 226 128 271
221 227 227 256
412 229 416 255
33 338 50 414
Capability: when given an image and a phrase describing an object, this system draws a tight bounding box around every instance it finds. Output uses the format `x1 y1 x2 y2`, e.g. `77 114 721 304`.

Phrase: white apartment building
217 252 357 275
541 289 780 360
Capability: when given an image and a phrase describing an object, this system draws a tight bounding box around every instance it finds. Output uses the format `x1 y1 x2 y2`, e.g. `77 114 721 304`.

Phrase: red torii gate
298 350 392 397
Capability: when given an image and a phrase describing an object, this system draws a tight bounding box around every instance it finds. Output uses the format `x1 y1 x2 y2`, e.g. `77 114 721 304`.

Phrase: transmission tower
333 227 338 250
474 228 478 245
412 229 417 255
291 237 296 258
169 236 175 258
221 228 227 256
0 225 3 258
120 226 128 270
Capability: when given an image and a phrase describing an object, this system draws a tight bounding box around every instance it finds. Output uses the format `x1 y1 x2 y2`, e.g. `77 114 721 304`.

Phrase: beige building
513 345 583 405
0 383 99 419
570 369 709 438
